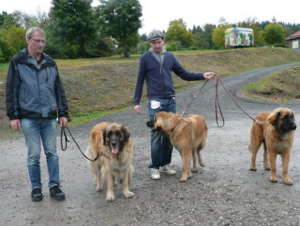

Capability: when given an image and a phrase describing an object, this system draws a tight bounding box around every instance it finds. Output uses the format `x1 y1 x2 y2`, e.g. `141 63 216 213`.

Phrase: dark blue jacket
134 50 205 105
6 49 69 120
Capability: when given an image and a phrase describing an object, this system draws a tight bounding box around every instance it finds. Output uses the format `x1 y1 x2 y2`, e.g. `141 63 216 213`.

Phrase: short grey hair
25 27 46 39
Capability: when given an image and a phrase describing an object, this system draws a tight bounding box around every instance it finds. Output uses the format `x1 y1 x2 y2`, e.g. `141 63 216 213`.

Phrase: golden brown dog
147 111 208 182
249 107 296 185
86 122 134 201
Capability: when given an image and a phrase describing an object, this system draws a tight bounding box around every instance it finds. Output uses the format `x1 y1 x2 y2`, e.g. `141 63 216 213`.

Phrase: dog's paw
283 179 293 185
106 193 115 201
96 183 104 191
179 177 188 182
96 186 103 192
264 167 270 171
124 191 134 198
249 168 257 171
191 168 198 173
270 177 278 183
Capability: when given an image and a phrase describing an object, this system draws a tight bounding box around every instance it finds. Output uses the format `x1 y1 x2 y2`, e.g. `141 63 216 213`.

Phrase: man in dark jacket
6 27 69 201
133 29 216 180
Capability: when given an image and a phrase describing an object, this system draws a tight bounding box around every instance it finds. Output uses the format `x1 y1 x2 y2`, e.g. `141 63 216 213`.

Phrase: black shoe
31 188 43 202
50 186 65 201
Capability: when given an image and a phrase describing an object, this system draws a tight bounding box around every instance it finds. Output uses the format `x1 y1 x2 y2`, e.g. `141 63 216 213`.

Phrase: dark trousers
148 98 176 169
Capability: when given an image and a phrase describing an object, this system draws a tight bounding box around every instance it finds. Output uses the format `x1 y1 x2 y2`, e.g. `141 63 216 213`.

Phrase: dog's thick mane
279 131 289 140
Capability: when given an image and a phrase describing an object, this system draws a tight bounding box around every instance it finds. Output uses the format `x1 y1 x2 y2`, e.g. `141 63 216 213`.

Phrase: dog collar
169 117 183 133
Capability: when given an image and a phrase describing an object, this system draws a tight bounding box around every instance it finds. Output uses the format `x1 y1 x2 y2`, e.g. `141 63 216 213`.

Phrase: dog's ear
122 126 131 143
268 111 280 128
102 126 108 145
291 111 295 120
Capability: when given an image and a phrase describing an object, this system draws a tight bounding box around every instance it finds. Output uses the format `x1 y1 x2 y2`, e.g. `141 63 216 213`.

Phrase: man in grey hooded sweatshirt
133 29 216 180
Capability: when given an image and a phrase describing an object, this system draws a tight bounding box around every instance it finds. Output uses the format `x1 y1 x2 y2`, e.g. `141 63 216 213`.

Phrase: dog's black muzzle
146 120 154 128
290 123 297 131
146 120 161 132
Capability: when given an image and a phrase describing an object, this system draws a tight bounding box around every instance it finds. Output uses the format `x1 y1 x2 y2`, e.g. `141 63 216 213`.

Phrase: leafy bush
136 41 150 54
0 39 17 62
165 42 181 51
187 46 198 50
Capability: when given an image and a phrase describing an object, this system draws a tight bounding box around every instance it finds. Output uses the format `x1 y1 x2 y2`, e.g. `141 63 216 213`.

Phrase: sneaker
31 188 43 202
50 186 65 201
150 168 160 180
159 165 176 175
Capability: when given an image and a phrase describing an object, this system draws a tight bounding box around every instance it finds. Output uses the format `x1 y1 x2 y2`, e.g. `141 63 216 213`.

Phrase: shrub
0 39 17 62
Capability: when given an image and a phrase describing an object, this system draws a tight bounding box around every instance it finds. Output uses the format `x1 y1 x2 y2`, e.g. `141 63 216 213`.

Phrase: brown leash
214 75 267 126
179 75 266 128
60 125 110 161
180 80 209 117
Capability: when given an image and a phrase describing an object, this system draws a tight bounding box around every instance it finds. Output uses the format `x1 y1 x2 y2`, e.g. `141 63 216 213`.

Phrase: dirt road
1 62 300 226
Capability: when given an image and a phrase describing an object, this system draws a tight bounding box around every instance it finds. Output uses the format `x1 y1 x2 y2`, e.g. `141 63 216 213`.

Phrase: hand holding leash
203 72 217 80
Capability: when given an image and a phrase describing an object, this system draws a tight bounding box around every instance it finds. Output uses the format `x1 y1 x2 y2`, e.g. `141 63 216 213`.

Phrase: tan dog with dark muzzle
86 122 134 201
249 108 296 185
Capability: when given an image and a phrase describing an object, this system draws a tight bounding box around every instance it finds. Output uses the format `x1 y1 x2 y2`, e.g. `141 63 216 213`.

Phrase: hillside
1 47 300 136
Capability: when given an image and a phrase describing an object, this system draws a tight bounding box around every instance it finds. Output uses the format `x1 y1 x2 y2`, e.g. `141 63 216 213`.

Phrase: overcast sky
1 0 300 35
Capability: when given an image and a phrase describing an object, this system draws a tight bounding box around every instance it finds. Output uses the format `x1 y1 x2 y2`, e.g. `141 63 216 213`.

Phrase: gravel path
1 62 300 226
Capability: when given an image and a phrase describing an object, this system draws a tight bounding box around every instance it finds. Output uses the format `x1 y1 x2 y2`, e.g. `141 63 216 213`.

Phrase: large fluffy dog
86 122 134 201
147 111 208 182
249 107 296 185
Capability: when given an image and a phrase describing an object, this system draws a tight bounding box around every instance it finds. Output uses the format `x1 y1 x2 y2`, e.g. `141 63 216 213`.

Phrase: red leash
214 76 225 128
214 75 260 127
180 79 209 117
180 75 261 128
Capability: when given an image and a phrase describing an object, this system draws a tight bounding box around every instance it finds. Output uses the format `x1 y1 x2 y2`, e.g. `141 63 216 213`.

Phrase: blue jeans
148 98 176 169
21 118 60 190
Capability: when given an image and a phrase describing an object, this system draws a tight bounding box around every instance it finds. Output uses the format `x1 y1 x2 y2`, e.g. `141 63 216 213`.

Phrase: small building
225 27 254 48
285 31 300 52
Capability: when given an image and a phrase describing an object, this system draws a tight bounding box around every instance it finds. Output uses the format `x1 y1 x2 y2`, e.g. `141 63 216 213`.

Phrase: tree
191 25 202 34
35 7 49 27
194 24 216 49
0 10 46 31
49 0 97 58
211 17 231 48
2 26 27 51
212 24 231 48
0 12 17 29
165 18 193 48
11 11 37 28
97 0 142 58
0 39 17 62
140 33 147 42
0 13 5 27
262 22 285 46
193 28 206 49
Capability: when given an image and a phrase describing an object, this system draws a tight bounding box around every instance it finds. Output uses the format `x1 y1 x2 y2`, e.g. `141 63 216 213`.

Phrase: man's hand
134 105 142 114
203 72 217 80
59 117 68 128
10 119 21 131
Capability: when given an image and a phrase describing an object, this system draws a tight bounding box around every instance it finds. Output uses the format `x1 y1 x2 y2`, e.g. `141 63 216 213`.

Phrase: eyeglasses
31 38 46 44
